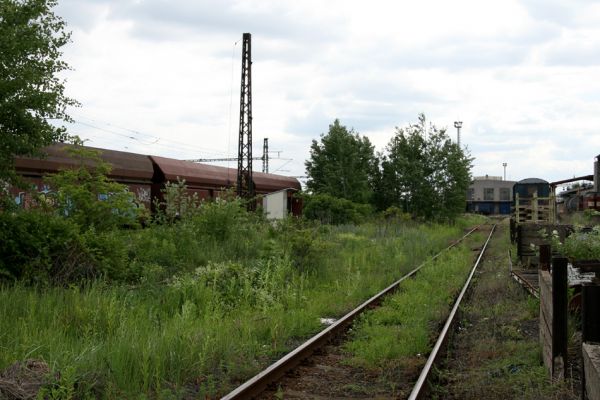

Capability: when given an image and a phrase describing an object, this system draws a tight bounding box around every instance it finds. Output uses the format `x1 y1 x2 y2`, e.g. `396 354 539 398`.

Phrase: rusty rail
221 225 481 400
408 224 496 400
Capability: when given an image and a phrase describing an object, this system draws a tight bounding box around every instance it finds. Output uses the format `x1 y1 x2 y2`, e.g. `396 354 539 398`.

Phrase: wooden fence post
533 190 539 222
539 244 551 271
517 224 523 259
552 257 568 379
515 193 520 224
583 284 600 343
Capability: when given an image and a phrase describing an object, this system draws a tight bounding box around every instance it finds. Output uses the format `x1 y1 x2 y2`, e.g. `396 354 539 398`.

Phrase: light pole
454 121 462 148
502 162 507 181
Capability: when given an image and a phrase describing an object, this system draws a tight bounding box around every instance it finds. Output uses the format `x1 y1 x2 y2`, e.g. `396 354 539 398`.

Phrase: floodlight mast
454 121 463 148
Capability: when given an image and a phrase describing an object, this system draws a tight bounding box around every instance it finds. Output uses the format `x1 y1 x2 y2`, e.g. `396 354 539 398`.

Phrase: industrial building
466 175 516 215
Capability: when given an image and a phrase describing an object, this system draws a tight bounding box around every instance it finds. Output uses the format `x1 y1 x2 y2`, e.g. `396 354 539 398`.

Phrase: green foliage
378 114 473 221
305 119 379 204
192 195 251 242
46 144 143 231
0 0 78 185
382 206 412 222
555 226 600 260
270 218 330 272
0 209 80 282
153 178 201 224
345 246 473 367
302 192 372 224
0 210 133 283
0 216 474 397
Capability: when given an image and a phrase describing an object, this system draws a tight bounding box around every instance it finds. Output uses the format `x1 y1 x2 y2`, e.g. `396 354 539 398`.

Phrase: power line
70 119 229 157
71 113 229 154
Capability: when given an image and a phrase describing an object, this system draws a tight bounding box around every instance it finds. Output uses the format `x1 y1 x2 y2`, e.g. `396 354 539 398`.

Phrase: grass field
0 215 484 398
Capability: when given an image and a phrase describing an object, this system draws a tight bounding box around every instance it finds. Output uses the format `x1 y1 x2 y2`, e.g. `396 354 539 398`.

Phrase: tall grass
344 243 476 368
0 214 482 398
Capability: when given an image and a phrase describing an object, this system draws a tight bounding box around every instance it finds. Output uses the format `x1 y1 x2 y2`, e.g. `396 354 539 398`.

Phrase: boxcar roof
150 156 301 192
14 143 154 180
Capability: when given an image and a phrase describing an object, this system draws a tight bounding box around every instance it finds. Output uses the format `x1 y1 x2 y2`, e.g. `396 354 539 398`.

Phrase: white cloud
53 0 600 182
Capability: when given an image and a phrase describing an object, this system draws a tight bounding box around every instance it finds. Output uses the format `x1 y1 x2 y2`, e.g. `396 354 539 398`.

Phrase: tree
305 119 379 204
379 114 472 221
0 0 77 184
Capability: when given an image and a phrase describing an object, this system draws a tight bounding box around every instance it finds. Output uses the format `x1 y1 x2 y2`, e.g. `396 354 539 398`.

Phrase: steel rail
509 249 540 298
511 270 540 298
221 225 481 400
408 224 496 400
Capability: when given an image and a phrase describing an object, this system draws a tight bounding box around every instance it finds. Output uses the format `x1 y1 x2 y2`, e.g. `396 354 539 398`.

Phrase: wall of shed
263 191 287 219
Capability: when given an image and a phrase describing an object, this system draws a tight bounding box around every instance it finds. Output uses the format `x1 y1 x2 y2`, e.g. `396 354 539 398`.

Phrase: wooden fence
538 254 568 380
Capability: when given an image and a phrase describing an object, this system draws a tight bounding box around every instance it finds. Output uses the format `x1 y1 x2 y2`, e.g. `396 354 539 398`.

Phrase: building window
484 188 494 201
500 188 510 201
467 188 474 200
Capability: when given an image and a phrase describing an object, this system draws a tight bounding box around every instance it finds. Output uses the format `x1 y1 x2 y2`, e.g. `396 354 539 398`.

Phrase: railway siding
432 221 578 399
224 224 490 399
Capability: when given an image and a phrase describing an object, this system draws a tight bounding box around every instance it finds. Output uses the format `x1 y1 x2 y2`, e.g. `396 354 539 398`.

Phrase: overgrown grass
0 213 484 398
431 221 578 400
344 243 475 368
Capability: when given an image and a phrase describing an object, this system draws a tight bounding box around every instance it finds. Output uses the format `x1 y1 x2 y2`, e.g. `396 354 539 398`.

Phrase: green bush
192 197 250 242
46 146 144 231
0 210 133 284
302 193 372 224
0 210 80 282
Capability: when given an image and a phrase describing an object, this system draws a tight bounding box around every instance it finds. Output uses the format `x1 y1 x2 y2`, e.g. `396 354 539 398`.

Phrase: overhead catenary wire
71 114 228 154
69 118 229 158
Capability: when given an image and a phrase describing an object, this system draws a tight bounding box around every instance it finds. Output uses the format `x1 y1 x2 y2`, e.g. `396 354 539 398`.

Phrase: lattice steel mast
262 138 268 173
237 33 254 199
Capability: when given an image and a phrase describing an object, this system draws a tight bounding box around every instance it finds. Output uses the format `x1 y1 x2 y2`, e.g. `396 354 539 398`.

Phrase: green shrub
302 193 372 224
0 210 80 282
153 179 201 224
192 196 249 242
45 145 143 231
0 210 132 284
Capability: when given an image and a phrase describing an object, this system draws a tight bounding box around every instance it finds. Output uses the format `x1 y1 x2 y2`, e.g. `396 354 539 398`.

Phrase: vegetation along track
222 224 495 399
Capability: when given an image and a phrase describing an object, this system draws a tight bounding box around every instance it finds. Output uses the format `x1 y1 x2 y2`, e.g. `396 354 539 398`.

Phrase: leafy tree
379 114 472 221
305 119 378 204
0 0 77 184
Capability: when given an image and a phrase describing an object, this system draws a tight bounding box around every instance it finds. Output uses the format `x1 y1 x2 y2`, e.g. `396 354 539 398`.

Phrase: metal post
454 121 462 148
551 257 568 379
237 32 254 202
503 162 507 181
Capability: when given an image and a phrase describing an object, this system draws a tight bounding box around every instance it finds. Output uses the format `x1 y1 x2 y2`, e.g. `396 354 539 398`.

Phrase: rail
408 224 496 400
221 225 481 400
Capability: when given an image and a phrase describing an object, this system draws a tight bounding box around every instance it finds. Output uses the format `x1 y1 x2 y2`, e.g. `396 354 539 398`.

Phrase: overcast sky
54 0 600 185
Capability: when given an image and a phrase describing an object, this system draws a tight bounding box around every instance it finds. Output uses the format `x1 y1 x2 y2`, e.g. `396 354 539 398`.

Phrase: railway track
222 224 496 399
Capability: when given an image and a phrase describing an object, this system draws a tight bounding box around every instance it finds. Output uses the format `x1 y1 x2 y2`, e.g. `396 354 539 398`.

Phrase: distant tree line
304 114 473 222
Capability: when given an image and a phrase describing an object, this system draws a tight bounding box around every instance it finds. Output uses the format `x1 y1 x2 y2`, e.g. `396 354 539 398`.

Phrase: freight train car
9 143 302 217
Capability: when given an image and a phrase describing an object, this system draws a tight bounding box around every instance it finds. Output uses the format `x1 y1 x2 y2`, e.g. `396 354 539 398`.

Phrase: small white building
262 188 300 219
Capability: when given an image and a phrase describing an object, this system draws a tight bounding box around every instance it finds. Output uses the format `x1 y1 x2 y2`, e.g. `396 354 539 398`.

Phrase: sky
54 0 600 186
